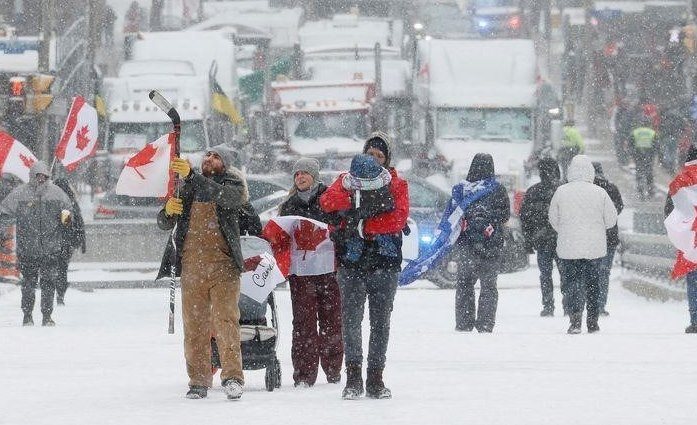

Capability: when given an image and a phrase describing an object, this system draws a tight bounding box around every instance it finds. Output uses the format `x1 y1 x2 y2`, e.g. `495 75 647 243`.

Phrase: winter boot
685 324 697 334
366 368 392 399
341 363 364 400
185 385 208 399
540 306 554 317
221 378 243 400
567 313 582 334
42 316 55 327
587 318 600 333
23 313 33 326
57 296 65 306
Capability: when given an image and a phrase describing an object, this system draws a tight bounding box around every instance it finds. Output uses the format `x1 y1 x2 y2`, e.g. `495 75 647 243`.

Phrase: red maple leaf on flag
75 126 91 150
244 255 262 272
293 220 327 260
19 153 35 168
125 144 157 179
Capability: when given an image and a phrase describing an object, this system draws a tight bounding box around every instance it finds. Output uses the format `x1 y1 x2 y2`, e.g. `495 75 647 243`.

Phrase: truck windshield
287 111 368 142
472 0 516 7
108 121 206 153
436 109 531 141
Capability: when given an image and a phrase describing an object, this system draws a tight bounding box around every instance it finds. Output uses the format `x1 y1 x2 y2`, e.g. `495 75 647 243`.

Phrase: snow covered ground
1 266 695 425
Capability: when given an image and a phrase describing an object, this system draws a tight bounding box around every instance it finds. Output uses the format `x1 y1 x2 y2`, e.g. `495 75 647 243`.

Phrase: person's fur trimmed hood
226 165 249 203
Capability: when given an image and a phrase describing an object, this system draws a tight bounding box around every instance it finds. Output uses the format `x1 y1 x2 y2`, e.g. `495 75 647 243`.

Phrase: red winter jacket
320 168 409 236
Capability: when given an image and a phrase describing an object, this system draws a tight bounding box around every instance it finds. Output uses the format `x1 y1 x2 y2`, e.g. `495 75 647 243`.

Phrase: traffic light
29 73 55 113
6 76 27 117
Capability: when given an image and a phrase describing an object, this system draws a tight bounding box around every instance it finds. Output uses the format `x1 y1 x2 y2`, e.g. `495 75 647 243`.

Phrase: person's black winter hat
686 144 697 163
592 161 604 177
363 131 392 167
466 153 495 182
538 157 560 182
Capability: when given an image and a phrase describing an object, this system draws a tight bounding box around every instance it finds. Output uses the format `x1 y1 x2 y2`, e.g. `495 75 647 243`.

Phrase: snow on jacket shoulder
549 155 617 260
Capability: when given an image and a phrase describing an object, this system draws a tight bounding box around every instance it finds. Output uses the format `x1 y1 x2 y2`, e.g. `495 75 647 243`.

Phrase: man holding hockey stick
153 92 248 400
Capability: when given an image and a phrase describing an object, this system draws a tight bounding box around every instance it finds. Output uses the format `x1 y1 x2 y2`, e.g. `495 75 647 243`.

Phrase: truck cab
269 79 375 170
100 60 213 188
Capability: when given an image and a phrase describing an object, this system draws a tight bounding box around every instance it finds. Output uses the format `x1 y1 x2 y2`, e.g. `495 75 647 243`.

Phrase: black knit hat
363 131 391 167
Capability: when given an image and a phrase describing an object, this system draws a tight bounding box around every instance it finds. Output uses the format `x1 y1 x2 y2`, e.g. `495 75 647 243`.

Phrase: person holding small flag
320 133 409 400
0 161 72 327
156 145 249 400
270 157 343 388
663 145 697 333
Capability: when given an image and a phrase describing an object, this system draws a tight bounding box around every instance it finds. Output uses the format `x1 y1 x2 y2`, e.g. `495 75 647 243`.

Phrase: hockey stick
149 90 180 335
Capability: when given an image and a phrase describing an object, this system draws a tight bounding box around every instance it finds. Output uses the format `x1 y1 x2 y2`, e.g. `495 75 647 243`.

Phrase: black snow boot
540 306 554 317
366 368 392 399
23 313 33 326
587 316 600 333
342 363 364 400
685 324 697 334
42 316 55 327
185 385 208 399
567 313 582 334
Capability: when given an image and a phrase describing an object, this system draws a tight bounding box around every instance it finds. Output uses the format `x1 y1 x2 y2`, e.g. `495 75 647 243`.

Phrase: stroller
211 236 282 391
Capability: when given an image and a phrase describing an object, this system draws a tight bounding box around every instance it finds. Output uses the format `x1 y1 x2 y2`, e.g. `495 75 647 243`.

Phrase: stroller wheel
265 358 282 391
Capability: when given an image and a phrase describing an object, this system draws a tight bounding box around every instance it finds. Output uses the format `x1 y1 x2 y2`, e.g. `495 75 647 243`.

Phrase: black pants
455 253 499 332
559 258 602 324
634 149 654 197
19 255 62 317
55 252 71 301
337 267 398 370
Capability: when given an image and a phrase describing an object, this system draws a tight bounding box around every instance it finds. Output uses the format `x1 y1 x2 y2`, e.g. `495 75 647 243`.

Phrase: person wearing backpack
454 153 510 333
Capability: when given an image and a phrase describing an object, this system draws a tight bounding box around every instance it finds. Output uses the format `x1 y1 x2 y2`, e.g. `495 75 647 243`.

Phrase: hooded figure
320 134 409 400
0 161 72 326
549 154 617 334
520 157 565 316
453 153 510 333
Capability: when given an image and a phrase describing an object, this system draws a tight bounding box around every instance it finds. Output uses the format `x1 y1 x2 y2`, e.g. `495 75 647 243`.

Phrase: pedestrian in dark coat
0 162 72 326
592 162 623 315
279 157 343 387
320 132 409 400
156 145 248 400
53 178 86 306
454 153 510 332
520 157 567 316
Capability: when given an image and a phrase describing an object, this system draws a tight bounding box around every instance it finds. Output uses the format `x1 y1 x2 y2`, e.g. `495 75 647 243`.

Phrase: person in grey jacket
549 155 617 334
0 162 72 326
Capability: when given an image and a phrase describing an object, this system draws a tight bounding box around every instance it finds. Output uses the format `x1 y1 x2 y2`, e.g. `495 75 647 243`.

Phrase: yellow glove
170 158 191 178
60 210 71 225
165 197 183 217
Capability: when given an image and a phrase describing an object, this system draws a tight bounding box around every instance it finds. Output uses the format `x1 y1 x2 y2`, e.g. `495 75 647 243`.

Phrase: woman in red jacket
320 133 409 400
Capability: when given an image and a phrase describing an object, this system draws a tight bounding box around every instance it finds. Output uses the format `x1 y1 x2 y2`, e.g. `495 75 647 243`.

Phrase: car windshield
108 120 206 153
287 111 368 142
472 0 516 8
436 108 531 141
408 179 447 210
422 4 471 33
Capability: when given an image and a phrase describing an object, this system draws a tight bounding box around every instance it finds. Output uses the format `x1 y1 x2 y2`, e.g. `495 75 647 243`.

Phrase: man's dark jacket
520 157 561 252
156 167 252 279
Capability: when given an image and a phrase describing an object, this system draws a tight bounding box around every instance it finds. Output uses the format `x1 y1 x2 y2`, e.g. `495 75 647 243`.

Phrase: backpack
463 214 501 258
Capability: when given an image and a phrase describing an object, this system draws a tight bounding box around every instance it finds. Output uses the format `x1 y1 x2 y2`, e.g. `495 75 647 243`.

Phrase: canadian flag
55 96 99 171
240 251 286 303
262 215 335 277
115 133 175 197
665 160 697 278
0 131 38 183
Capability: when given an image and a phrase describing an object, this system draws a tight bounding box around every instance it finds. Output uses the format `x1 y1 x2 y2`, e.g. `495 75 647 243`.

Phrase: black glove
354 186 395 219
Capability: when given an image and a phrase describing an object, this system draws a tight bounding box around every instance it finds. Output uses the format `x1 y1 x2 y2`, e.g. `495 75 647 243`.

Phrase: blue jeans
537 250 568 312
337 267 398 370
597 248 616 311
686 271 697 326
560 258 603 320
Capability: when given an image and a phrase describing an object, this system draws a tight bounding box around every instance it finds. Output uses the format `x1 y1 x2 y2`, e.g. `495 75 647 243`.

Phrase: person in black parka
520 157 566 316
592 162 623 315
454 153 510 333
53 178 86 306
